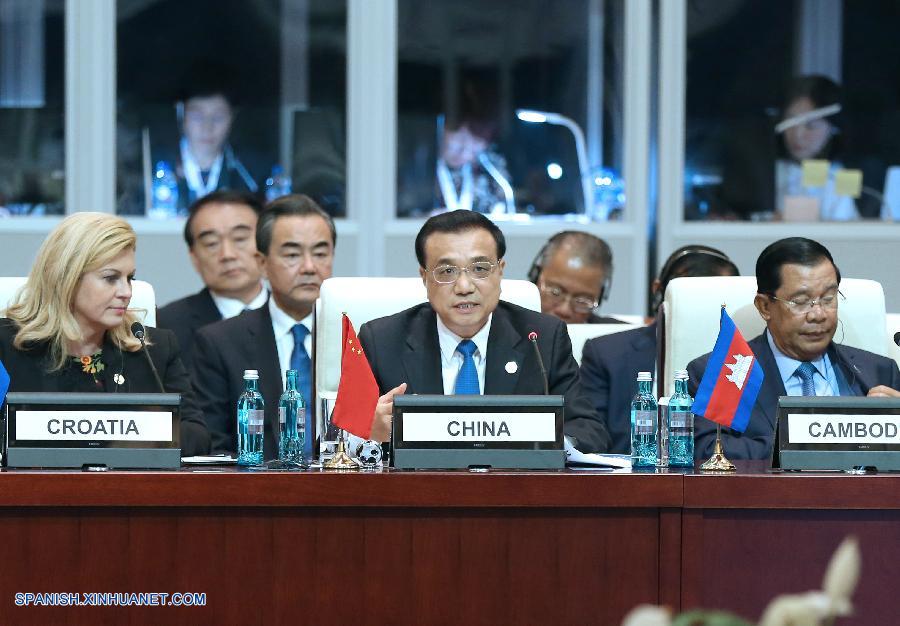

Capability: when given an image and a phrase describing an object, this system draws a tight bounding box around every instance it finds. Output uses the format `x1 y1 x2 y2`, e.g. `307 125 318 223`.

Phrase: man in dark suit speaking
688 237 900 460
358 210 611 453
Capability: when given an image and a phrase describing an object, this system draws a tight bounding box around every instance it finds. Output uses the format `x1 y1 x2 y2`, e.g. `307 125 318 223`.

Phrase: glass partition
116 0 347 218
396 0 625 221
684 0 900 223
0 0 65 217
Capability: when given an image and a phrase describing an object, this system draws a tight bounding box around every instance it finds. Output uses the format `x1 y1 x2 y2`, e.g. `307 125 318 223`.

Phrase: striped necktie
795 361 817 396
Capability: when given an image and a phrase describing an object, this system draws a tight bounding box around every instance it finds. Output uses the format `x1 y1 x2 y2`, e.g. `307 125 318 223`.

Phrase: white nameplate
402 412 556 442
788 413 900 445
15 410 174 442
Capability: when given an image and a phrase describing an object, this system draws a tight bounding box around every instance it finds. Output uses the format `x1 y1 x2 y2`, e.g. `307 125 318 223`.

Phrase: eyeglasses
539 283 599 314
429 261 498 284
767 290 844 315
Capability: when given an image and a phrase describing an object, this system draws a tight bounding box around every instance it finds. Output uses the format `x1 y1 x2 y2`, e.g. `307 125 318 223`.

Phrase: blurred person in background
579 245 739 453
529 231 625 324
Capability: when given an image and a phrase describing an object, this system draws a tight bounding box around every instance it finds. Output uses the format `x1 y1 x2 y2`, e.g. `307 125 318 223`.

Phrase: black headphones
650 246 738 312
527 231 612 304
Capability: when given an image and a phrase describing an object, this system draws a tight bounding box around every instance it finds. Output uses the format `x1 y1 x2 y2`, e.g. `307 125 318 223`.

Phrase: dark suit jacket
157 288 222 373
688 332 900 461
358 301 611 453
580 323 657 454
0 318 210 456
192 306 284 458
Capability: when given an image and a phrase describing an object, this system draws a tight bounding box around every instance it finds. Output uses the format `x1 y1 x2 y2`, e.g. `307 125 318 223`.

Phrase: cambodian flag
691 308 763 433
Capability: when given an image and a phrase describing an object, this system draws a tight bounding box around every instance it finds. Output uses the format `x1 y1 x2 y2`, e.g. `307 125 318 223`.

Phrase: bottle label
670 410 691 429
279 407 286 425
297 408 306 431
633 410 654 435
248 409 264 435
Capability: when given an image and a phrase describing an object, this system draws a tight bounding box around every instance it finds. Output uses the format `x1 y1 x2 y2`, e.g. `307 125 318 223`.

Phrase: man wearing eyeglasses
358 210 611 453
529 231 626 324
193 194 335 460
157 190 266 372
688 237 900 461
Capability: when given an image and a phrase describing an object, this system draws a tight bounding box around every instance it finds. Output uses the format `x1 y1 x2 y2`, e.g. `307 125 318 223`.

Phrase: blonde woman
0 212 209 455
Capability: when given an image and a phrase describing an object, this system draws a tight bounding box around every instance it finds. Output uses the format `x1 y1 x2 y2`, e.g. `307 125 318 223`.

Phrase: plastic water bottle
630 371 658 468
278 369 306 465
150 160 179 218
264 165 292 202
668 370 695 467
237 369 265 466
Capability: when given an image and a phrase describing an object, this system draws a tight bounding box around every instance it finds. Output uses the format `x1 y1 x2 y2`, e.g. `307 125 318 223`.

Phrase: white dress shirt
436 314 492 394
210 284 268 320
268 298 313 390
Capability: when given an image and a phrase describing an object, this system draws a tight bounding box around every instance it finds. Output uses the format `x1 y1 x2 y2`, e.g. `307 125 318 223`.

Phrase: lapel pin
505 361 518 374
113 373 125 386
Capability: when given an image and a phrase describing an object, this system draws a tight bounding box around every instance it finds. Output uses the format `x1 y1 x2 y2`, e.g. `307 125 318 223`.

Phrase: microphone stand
131 322 165 393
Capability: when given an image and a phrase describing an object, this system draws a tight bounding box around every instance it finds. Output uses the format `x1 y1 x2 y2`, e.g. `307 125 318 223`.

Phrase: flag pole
323 311 359 471
700 424 736 472
699 304 736 472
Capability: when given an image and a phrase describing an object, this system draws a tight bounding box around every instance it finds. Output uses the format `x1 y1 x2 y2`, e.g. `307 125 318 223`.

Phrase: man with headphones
580 245 740 453
529 231 625 324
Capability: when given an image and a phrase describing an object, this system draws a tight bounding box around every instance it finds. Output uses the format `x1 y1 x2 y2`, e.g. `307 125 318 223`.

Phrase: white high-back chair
663 276 887 397
567 322 642 366
886 313 900 371
315 277 540 403
0 277 157 327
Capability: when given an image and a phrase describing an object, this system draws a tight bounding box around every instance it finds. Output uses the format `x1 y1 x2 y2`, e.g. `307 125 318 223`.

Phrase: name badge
402 412 556 442
15 410 174 442
787 413 900 445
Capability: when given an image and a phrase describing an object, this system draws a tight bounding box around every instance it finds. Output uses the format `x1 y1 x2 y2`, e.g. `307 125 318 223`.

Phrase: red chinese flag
330 314 380 439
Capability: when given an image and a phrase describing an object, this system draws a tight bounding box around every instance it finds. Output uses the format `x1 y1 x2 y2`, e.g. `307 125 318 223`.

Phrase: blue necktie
454 340 480 395
795 361 817 396
290 324 314 457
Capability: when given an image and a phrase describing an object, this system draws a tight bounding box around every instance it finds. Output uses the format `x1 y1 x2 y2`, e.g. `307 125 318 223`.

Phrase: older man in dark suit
157 190 266 372
358 210 610 453
688 237 900 461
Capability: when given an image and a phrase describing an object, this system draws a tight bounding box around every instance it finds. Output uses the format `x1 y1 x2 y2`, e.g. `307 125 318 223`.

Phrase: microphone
528 331 549 395
131 321 165 393
894 331 900 347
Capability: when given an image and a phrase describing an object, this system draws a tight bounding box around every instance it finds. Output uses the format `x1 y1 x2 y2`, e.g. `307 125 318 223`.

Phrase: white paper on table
181 455 237 465
564 438 632 469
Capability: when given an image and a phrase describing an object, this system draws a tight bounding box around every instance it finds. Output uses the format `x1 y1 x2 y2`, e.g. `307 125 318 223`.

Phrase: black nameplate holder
392 394 564 470
774 396 900 472
5 392 182 469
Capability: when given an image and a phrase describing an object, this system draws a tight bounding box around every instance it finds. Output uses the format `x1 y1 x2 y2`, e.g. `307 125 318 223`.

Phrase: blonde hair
7 212 144 370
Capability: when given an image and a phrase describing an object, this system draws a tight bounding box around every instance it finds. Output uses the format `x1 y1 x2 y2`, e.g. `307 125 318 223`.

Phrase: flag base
700 427 736 472
323 439 358 471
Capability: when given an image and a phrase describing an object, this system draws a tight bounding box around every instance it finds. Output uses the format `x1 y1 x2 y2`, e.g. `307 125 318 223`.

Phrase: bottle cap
674 370 688 380
637 371 652 381
243 369 259 379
